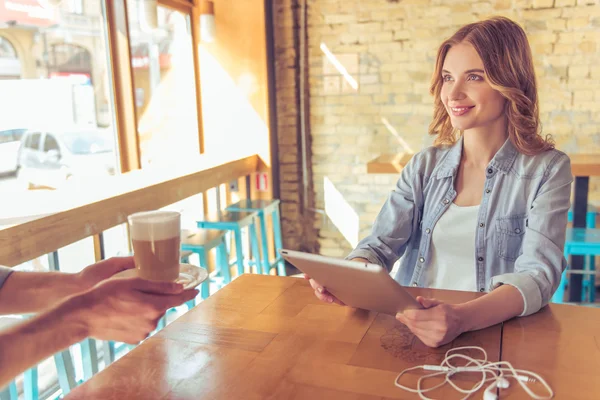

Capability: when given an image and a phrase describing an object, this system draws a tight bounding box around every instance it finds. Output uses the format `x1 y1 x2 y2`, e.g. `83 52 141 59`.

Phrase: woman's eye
467 74 483 81
442 75 453 82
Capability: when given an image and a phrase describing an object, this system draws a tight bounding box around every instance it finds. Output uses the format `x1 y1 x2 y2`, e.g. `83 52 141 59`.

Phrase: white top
423 203 479 292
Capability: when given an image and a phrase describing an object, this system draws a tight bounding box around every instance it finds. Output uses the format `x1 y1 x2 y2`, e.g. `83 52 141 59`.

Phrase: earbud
497 378 510 389
483 378 510 400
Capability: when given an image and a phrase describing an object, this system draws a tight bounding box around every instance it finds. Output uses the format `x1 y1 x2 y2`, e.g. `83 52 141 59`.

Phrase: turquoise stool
197 211 262 276
553 209 598 303
553 227 600 304
181 228 231 291
226 199 286 276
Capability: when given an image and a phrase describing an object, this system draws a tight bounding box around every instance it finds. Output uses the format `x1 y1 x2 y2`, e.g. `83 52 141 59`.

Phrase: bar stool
226 199 286 276
196 211 262 276
553 228 600 304
181 228 231 290
553 208 598 303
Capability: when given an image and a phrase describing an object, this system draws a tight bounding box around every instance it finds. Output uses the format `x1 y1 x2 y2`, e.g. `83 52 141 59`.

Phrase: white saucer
113 263 208 290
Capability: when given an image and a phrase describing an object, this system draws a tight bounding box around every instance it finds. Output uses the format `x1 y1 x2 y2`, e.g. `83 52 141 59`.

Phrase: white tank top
423 203 479 292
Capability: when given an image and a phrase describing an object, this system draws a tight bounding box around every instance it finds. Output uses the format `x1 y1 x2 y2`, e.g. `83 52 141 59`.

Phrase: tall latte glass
128 210 181 282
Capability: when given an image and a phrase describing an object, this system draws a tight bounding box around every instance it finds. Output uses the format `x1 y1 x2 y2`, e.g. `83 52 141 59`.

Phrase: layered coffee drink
128 211 181 282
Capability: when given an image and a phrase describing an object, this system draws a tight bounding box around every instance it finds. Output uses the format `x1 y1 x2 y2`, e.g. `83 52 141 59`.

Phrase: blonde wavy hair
429 17 554 155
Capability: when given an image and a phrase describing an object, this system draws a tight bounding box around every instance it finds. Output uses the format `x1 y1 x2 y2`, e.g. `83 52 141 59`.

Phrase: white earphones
394 346 554 400
483 377 510 400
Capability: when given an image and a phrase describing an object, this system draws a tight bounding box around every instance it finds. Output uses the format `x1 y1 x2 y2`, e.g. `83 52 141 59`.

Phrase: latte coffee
128 211 181 282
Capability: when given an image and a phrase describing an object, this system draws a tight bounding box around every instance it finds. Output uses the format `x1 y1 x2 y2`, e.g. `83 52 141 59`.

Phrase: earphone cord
394 346 554 400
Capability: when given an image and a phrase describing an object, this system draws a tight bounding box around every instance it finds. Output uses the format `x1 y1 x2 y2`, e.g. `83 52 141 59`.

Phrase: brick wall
273 0 600 257
272 0 320 253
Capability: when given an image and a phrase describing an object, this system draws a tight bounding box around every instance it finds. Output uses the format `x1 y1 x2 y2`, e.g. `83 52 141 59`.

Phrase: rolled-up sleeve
346 154 420 272
0 266 14 290
490 153 572 316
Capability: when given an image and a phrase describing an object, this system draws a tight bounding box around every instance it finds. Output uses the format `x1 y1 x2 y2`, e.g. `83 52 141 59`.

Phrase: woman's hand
395 296 466 348
304 274 345 306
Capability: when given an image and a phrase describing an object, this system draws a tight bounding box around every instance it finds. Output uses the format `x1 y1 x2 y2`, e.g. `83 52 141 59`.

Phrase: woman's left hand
395 296 466 348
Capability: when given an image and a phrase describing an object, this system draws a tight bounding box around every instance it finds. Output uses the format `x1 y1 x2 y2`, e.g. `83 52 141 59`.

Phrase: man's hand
77 256 136 289
72 277 198 344
0 274 198 388
395 296 465 348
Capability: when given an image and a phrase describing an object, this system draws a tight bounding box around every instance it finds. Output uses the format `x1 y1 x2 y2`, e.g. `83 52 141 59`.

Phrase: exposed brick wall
274 0 600 256
272 0 320 253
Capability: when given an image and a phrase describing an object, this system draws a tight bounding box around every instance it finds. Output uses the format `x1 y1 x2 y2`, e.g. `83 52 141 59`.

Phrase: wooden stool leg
257 212 271 275
23 367 38 400
81 339 99 381
54 349 77 395
233 227 245 276
272 208 286 276
249 221 264 274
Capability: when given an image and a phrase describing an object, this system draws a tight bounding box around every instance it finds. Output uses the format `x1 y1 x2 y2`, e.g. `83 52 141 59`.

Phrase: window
28 133 41 150
0 0 118 196
128 4 200 166
0 37 17 58
43 134 60 152
0 36 22 79
68 0 84 15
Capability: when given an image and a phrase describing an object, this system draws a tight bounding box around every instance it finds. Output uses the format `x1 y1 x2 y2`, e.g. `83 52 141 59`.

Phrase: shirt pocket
495 214 527 261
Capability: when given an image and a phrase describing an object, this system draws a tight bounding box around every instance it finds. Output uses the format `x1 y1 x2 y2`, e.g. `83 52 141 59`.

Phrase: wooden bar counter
66 275 502 399
367 152 600 177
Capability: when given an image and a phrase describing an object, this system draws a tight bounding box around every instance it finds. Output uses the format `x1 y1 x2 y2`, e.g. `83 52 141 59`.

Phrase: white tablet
280 249 422 315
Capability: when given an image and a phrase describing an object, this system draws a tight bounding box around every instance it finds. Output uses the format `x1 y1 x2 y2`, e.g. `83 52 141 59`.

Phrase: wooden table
502 303 600 399
65 275 600 399
66 275 503 399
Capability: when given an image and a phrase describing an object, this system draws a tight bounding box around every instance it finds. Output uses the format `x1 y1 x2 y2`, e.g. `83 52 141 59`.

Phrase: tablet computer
280 249 422 315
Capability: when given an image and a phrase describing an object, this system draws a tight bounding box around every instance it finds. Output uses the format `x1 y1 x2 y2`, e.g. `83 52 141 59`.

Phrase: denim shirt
347 137 573 316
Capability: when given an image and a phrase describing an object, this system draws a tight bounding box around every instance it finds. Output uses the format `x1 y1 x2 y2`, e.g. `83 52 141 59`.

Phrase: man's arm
0 276 198 388
0 257 134 315
0 296 88 387
0 269 83 315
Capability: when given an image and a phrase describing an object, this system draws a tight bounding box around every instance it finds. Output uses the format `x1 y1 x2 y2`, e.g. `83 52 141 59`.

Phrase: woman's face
440 42 506 132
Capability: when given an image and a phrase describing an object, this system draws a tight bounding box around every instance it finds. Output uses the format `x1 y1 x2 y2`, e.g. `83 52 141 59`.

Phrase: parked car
17 128 117 190
0 128 27 175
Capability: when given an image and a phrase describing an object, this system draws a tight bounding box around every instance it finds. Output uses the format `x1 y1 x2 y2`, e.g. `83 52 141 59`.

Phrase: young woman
308 16 572 347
